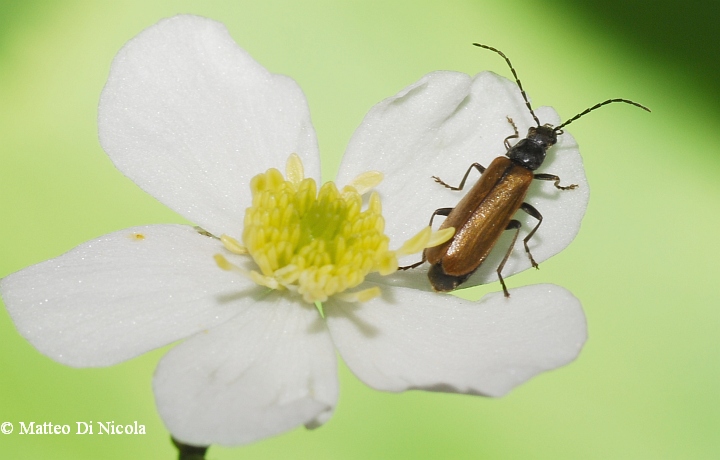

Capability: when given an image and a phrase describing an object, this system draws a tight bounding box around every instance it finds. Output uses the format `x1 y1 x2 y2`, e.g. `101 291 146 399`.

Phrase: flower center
214 154 453 303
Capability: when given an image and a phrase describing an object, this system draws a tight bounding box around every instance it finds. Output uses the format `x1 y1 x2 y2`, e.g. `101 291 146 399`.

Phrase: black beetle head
527 124 558 149
506 124 558 170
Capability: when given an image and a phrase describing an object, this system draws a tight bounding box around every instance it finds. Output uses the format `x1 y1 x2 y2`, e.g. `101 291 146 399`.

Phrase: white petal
338 71 589 288
99 15 320 237
325 283 586 397
0 225 256 367
154 293 337 446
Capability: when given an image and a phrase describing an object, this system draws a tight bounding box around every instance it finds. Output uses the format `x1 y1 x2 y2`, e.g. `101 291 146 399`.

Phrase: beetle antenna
473 43 541 127
556 99 651 131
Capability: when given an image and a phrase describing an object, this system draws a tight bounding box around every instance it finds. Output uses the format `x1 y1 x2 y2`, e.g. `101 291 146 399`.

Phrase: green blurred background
1 0 718 458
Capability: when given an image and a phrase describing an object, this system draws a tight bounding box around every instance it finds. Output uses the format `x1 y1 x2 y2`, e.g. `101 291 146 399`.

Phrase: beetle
401 43 650 297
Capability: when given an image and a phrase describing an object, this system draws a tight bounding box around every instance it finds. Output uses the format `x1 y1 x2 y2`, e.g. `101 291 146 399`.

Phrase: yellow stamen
336 287 381 303
215 155 448 303
343 171 384 196
395 226 455 258
286 152 304 185
213 254 234 271
220 234 248 255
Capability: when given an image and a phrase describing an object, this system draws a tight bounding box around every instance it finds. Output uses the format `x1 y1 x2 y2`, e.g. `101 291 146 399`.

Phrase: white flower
0 15 588 447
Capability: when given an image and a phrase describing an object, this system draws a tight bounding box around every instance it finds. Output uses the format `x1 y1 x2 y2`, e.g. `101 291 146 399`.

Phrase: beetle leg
520 202 542 268
427 207 453 226
399 207 453 270
432 163 485 191
533 173 578 190
504 116 520 150
399 259 426 270
497 219 522 297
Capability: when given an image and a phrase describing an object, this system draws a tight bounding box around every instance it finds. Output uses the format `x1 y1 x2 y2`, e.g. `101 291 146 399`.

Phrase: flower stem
172 437 209 460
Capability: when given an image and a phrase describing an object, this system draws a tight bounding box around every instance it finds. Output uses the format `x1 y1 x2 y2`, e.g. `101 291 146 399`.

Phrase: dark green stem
172 437 209 460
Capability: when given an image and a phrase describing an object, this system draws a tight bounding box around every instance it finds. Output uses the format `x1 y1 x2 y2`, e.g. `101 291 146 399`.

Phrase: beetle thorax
505 124 557 171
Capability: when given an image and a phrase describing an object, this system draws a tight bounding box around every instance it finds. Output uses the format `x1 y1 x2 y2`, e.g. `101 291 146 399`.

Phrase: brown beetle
402 44 650 297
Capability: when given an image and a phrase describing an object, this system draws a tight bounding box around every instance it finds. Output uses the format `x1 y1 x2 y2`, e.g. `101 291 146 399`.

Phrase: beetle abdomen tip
428 263 471 292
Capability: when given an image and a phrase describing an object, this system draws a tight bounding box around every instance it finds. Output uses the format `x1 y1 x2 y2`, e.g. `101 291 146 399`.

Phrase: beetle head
506 124 557 170
527 124 558 149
